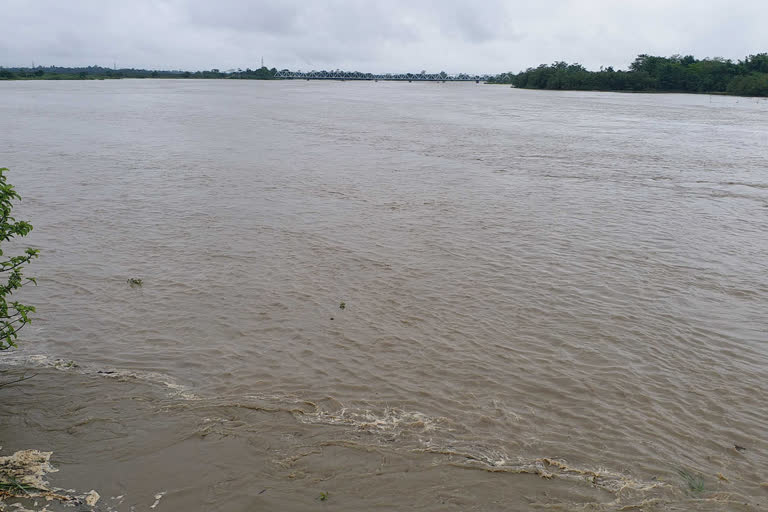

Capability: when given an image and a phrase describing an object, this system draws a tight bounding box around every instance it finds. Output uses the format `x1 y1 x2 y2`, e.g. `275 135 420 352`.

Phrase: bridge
275 70 491 82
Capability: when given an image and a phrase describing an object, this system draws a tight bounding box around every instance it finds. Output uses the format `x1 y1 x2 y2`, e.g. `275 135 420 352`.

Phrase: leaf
0 167 38 350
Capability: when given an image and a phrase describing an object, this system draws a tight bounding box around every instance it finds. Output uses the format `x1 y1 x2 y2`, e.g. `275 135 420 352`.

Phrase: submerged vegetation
0 65 278 80
127 277 144 288
489 53 768 97
0 168 38 350
677 468 706 493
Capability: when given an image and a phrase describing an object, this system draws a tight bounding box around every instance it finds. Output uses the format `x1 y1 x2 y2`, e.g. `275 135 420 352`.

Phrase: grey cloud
0 0 766 73
432 1 519 43
184 0 302 34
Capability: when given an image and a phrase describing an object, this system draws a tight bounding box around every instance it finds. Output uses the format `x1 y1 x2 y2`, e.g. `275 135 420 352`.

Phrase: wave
1 355 747 511
0 353 196 399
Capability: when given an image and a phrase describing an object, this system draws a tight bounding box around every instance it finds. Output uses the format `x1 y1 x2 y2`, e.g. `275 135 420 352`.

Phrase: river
1 79 767 511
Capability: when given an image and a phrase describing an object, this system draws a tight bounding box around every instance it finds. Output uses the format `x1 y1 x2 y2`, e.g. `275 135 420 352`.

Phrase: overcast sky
1 0 766 73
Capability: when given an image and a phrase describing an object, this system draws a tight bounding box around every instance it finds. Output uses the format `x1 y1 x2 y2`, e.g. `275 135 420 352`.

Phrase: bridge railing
275 70 490 81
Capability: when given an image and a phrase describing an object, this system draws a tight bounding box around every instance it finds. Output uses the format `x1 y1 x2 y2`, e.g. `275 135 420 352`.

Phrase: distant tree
628 54 670 76
741 53 768 73
727 74 768 96
0 168 39 350
489 52 768 97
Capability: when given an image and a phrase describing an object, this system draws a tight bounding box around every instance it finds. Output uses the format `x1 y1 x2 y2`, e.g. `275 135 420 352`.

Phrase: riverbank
494 84 768 99
0 66 277 81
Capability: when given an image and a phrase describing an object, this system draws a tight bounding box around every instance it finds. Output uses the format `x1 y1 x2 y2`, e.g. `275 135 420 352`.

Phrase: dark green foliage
489 53 768 97
727 74 768 96
0 168 38 350
239 67 278 79
743 53 768 73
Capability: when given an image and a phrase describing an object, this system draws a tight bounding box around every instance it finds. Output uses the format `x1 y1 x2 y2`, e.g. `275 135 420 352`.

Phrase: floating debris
0 450 56 491
0 450 102 508
85 490 100 506
53 360 77 369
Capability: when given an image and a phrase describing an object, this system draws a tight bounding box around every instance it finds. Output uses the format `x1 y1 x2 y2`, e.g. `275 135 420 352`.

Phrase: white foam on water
149 491 166 509
0 353 196 399
296 404 450 437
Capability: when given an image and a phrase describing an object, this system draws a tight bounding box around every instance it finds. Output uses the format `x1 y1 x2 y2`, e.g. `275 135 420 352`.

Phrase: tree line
489 53 768 97
0 65 278 80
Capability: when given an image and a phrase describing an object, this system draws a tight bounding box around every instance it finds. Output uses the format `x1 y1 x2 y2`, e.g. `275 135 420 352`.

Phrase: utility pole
261 56 264 69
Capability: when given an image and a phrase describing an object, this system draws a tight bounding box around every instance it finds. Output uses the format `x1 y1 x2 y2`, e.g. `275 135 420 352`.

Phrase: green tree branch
0 168 38 350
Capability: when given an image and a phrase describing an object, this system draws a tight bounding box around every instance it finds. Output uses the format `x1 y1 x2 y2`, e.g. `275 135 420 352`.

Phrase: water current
0 80 767 510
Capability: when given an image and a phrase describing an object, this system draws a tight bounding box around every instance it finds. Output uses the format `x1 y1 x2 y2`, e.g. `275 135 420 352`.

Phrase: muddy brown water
0 80 767 511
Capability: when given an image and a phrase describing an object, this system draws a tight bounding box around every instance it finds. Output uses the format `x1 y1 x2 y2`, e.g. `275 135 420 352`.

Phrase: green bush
0 168 39 350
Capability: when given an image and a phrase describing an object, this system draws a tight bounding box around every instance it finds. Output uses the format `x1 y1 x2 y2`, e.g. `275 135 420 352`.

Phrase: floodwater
1 79 767 511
